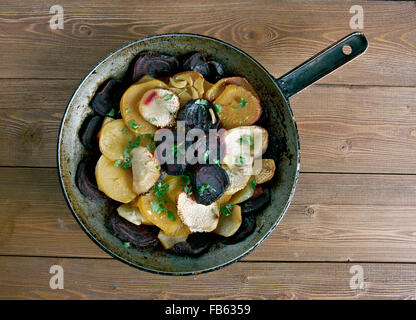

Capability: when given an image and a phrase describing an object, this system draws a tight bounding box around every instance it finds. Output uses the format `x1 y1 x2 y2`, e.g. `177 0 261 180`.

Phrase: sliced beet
191 164 229 205
91 79 124 116
106 210 160 249
130 51 179 82
78 114 103 151
250 184 264 200
76 156 107 200
176 99 220 133
220 213 257 245
240 187 271 215
181 52 224 83
168 232 214 257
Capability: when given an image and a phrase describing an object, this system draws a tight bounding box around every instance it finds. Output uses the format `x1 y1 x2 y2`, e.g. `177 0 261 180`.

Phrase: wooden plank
1 167 416 262
1 256 415 299
2 80 416 174
0 1 415 86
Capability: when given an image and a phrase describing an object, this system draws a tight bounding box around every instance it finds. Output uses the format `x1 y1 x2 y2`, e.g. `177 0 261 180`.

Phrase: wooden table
1 0 416 299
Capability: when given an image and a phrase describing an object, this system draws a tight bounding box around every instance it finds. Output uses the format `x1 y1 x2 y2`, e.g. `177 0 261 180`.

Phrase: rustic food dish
77 51 277 256
58 33 367 274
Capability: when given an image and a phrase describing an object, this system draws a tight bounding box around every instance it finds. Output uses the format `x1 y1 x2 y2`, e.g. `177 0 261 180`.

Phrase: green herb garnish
232 98 248 109
113 159 123 167
146 144 156 151
238 135 254 146
128 120 142 130
150 117 157 123
236 156 245 164
122 126 130 135
105 109 115 117
199 184 216 195
195 99 208 105
123 242 131 248
214 104 223 113
220 203 234 216
250 177 257 189
163 93 174 101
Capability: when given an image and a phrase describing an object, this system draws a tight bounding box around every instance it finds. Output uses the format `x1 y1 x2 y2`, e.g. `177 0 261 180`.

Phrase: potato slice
213 85 262 129
177 192 219 233
205 76 260 101
169 71 206 106
163 175 184 203
222 126 268 168
97 116 114 140
158 230 188 250
135 192 190 237
120 80 167 134
217 193 232 206
254 159 276 184
95 155 136 203
214 204 242 237
117 203 153 226
99 119 136 161
222 164 251 196
229 177 256 204
130 146 161 195
138 88 180 127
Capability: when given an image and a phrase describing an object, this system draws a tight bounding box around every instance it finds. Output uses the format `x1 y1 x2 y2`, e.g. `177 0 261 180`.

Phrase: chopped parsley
220 203 234 216
151 181 176 221
250 177 257 189
150 117 157 123
238 135 254 146
163 93 174 101
121 126 130 135
214 103 223 113
105 108 115 117
232 98 248 109
199 184 216 195
146 144 156 151
123 242 131 248
177 88 187 96
113 159 123 167
128 120 142 130
195 99 208 105
236 156 245 164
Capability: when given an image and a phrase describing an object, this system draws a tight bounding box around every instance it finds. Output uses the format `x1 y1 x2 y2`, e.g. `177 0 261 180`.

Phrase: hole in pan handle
275 32 369 99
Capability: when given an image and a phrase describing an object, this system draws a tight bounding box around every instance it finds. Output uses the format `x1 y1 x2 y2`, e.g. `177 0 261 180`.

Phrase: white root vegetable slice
222 126 268 170
158 231 188 249
229 177 256 204
138 88 180 127
95 155 136 203
214 204 242 237
177 192 219 233
130 146 161 195
222 164 251 196
117 203 153 226
254 159 276 184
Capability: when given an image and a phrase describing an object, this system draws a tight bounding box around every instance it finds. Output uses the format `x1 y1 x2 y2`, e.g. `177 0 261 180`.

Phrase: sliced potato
135 192 190 237
164 175 184 203
214 85 262 129
99 119 136 161
254 159 276 184
222 164 251 196
95 155 136 203
222 126 268 169
205 76 260 102
138 88 180 127
229 177 256 204
169 71 206 106
177 192 219 233
117 203 153 226
130 146 161 195
158 230 188 249
136 75 154 84
214 204 242 237
97 117 115 140
120 80 166 134
217 193 232 206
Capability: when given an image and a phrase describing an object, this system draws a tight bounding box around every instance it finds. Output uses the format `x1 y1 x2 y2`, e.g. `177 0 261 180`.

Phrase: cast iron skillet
58 32 368 275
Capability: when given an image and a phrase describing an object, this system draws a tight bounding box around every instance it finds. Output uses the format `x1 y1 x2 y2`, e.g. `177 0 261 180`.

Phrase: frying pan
58 32 368 275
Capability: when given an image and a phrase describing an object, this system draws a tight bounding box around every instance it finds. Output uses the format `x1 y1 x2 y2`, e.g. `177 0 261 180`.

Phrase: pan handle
275 32 368 99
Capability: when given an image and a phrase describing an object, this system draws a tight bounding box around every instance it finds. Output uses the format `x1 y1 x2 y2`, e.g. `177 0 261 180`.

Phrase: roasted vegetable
220 213 256 245
91 79 125 116
158 231 188 250
120 80 166 135
240 187 271 215
191 164 229 205
130 51 179 83
117 203 153 226
169 232 215 257
176 99 220 132
229 177 256 204
214 84 262 129
106 209 159 249
214 204 242 237
76 156 107 200
254 159 276 184
95 155 136 203
177 192 220 232
168 71 206 105
130 146 161 195
181 52 225 83
222 164 251 196
205 76 260 102
78 114 103 151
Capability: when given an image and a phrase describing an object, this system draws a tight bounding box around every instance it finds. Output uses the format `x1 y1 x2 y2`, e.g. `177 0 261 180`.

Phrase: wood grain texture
1 256 416 299
2 80 416 174
2 167 416 262
0 1 415 86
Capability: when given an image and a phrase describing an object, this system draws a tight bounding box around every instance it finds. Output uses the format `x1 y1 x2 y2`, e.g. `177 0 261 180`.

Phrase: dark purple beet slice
176 99 220 132
130 51 179 82
207 60 225 83
76 156 107 200
91 79 125 116
169 232 214 257
240 187 271 215
78 114 103 151
181 52 225 83
191 164 229 205
220 213 257 245
106 210 160 249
